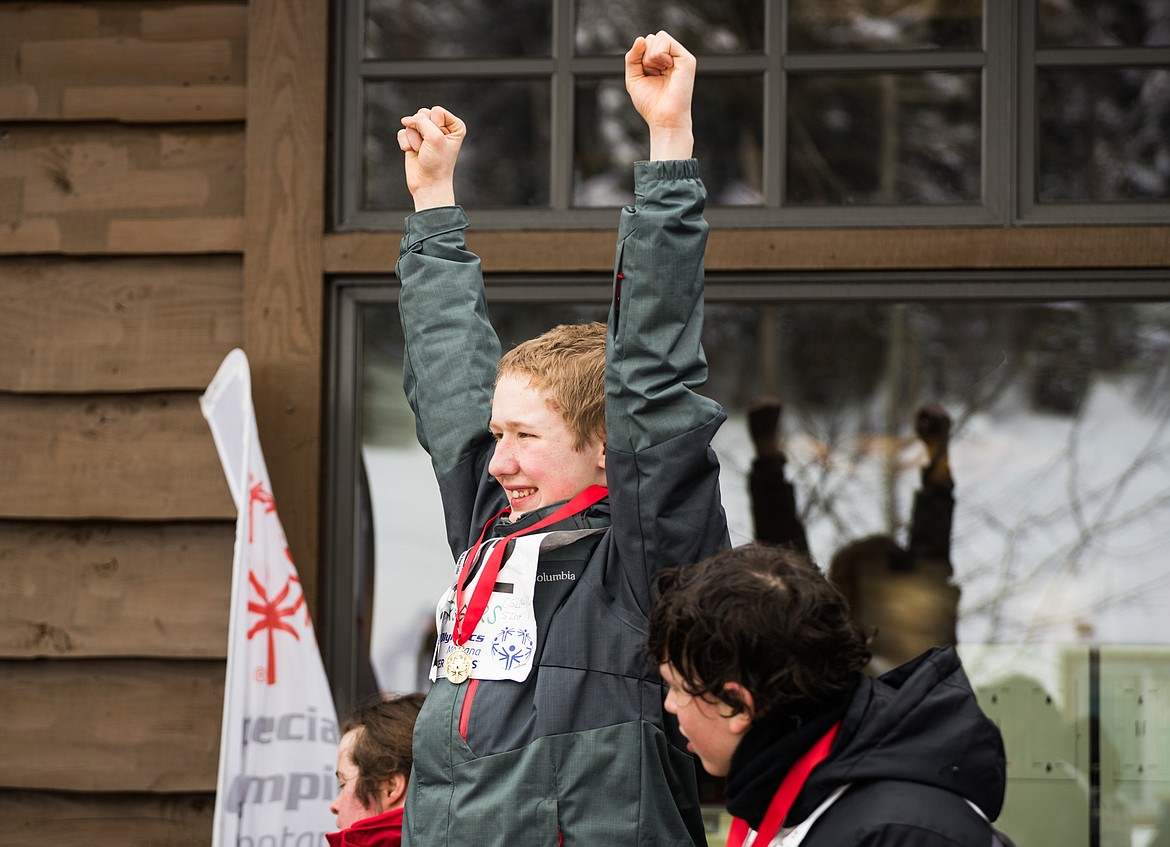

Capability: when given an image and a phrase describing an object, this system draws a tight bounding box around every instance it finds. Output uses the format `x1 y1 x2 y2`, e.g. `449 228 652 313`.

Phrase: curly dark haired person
648 543 1013 847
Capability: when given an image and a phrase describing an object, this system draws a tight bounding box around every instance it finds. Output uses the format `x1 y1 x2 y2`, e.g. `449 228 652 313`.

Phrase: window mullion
550 0 573 212
1017 0 1039 223
360 58 558 78
765 0 784 208
984 0 1014 224
1036 46 1170 67
783 51 986 73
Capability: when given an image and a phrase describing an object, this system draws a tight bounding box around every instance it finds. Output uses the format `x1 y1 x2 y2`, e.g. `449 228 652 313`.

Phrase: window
325 271 1170 846
325 3 1170 845
1022 0 1170 221
331 0 1170 229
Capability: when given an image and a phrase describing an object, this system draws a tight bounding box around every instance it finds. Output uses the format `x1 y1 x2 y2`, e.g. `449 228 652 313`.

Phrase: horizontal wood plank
0 393 235 520
21 39 235 85
323 226 1170 274
106 216 244 252
0 124 244 254
0 791 214 847
0 659 224 791
0 2 246 122
61 84 246 123
0 521 233 659
0 256 242 392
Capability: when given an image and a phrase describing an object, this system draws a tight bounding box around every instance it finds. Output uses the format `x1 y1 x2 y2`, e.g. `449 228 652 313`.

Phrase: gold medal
445 647 473 684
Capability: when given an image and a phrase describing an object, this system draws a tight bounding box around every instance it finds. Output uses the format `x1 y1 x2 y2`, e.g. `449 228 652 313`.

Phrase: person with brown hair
328 693 426 847
647 542 1010 847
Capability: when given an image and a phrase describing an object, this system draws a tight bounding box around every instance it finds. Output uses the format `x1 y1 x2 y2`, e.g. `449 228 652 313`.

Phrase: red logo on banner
248 478 277 544
246 572 304 686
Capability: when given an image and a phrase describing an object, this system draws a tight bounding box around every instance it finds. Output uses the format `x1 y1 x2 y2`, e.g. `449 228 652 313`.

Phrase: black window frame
331 1 1169 231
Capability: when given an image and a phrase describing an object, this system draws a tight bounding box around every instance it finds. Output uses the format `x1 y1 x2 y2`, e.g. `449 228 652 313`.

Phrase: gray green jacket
395 159 729 847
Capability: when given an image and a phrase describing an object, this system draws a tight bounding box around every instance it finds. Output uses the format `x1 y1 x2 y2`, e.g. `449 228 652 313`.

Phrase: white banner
202 349 339 847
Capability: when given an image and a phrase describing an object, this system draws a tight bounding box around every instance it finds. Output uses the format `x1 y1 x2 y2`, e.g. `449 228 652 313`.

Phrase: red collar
326 807 404 847
453 485 607 645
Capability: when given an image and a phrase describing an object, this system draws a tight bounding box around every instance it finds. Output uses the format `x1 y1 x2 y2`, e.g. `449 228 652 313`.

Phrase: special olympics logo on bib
491 627 534 670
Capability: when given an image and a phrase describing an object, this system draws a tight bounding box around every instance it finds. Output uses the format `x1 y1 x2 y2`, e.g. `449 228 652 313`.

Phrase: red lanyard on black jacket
727 722 840 847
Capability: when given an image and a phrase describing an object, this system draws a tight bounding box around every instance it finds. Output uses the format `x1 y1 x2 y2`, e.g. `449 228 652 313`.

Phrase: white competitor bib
430 528 602 683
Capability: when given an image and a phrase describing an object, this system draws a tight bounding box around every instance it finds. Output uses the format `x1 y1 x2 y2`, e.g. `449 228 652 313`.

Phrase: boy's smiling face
488 373 607 521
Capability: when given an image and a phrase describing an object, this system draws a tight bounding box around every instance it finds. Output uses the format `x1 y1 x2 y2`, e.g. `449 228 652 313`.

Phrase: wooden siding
0 393 234 519
0 1 326 843
0 256 243 392
0 659 224 791
0 792 213 847
0 123 245 254
0 2 246 123
0 522 233 659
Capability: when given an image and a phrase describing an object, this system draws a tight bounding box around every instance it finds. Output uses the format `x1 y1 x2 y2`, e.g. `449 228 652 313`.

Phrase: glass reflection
363 79 551 211
574 0 764 55
361 298 1170 676
1037 68 1170 203
363 0 552 59
1039 0 1170 48
356 294 1170 844
787 71 982 205
574 74 763 207
788 0 982 51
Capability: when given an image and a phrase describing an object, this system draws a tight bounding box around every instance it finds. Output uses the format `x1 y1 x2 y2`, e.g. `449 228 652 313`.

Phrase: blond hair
496 321 606 451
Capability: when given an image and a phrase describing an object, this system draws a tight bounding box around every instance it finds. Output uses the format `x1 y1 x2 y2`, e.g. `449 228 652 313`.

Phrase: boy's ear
721 682 756 736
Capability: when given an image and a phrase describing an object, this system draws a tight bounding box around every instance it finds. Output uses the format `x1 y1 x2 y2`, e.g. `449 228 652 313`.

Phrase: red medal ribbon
726 721 841 847
452 484 607 646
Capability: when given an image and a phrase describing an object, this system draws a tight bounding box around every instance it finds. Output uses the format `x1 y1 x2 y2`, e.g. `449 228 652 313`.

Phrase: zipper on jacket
458 678 479 740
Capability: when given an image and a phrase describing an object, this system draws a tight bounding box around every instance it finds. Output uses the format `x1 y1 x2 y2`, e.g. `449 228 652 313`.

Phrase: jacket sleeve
908 484 955 566
750 456 811 552
396 205 503 557
849 825 969 846
604 159 729 608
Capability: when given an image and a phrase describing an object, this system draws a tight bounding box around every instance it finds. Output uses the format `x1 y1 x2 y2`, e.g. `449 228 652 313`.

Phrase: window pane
788 0 982 51
351 291 1170 846
359 297 1170 662
1037 68 1170 203
786 71 982 205
1039 0 1170 48
364 0 553 59
703 297 1170 847
363 79 551 211
574 0 764 55
574 75 764 207
360 305 453 695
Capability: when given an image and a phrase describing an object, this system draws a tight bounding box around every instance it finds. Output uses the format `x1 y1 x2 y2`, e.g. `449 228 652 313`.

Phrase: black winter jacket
727 647 1008 846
